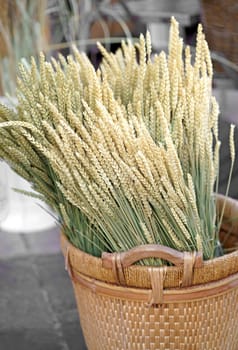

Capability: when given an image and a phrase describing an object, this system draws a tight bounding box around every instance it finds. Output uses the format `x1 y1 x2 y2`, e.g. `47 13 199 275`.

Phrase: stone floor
0 227 87 350
0 113 238 350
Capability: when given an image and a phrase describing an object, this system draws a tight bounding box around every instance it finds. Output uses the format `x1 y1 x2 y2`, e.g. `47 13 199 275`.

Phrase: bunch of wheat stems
0 17 235 264
0 0 48 95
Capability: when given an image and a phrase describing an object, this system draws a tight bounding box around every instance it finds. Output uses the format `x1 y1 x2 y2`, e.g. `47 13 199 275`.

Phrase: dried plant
0 17 235 263
0 0 48 96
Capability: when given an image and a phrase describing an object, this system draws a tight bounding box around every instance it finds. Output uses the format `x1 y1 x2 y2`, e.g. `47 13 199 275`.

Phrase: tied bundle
0 17 235 264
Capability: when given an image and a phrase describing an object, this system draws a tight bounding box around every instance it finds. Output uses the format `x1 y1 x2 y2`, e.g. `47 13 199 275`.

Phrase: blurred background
0 1 237 349
0 0 237 94
0 0 238 234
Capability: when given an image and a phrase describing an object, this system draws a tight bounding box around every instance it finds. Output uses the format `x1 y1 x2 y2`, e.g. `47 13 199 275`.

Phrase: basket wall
72 280 238 350
61 195 238 349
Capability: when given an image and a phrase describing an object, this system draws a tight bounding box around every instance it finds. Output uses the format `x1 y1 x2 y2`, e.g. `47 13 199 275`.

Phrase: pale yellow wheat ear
0 17 233 263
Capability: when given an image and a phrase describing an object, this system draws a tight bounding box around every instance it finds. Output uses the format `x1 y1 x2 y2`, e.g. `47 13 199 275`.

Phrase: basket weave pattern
61 196 238 349
73 282 238 350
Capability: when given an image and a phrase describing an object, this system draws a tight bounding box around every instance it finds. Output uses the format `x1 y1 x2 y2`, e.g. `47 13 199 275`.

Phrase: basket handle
102 244 203 269
102 244 203 289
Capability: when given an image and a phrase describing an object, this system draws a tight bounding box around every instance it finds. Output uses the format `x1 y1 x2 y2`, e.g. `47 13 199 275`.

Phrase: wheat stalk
0 17 234 263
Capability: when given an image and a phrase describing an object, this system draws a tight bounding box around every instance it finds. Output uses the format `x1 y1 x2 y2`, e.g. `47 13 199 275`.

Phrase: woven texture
200 0 238 70
73 282 238 350
61 196 238 349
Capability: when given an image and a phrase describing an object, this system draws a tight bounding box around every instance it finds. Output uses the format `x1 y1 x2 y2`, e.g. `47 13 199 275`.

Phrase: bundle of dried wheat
0 17 235 263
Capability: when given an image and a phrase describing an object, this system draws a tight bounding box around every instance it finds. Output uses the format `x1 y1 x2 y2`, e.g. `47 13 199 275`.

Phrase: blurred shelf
213 86 238 125
102 0 200 26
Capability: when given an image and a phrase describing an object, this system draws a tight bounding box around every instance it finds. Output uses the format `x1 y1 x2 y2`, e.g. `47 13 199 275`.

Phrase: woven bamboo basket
200 0 238 72
61 195 238 350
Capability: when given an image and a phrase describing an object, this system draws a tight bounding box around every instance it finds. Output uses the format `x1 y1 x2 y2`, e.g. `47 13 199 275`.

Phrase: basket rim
61 231 238 289
61 230 238 270
69 265 238 303
61 195 238 289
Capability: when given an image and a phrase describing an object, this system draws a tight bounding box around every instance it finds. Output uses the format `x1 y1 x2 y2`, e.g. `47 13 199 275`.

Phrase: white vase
0 163 56 233
0 97 56 233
